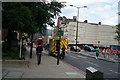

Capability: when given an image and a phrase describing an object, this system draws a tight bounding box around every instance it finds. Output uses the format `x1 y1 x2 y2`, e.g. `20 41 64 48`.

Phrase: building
63 18 118 47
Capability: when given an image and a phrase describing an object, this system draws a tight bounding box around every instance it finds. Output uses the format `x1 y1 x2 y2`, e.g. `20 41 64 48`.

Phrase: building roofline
67 19 115 27
79 21 115 26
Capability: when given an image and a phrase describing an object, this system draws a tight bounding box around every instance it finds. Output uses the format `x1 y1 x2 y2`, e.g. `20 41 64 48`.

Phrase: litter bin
86 67 103 80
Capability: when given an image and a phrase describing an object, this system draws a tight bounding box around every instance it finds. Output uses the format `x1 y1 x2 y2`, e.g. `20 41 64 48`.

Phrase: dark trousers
96 53 99 57
37 53 41 65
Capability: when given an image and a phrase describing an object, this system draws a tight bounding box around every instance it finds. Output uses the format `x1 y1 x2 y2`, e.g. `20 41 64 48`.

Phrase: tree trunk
30 34 33 59
7 29 13 50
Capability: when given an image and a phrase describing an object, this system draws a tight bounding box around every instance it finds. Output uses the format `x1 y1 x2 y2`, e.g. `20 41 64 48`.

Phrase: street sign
58 30 64 36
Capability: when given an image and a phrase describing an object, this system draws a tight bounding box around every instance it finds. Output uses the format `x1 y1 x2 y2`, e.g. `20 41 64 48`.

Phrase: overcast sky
54 0 119 26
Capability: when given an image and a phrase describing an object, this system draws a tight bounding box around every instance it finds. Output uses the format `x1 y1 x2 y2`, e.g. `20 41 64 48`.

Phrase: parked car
70 46 80 52
83 45 95 52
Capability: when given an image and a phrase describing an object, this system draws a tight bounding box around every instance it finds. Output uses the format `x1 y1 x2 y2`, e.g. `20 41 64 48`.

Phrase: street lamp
70 5 87 52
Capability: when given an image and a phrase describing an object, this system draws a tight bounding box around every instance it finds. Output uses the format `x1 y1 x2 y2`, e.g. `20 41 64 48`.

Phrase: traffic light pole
57 40 60 65
56 16 67 65
57 28 61 65
76 21 78 52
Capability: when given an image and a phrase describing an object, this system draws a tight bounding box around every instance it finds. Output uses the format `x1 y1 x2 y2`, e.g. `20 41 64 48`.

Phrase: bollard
86 67 103 80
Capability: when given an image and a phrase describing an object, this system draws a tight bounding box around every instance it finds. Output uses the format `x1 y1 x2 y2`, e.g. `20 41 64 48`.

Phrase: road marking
65 72 80 75
70 56 79 59
109 58 114 60
84 61 100 67
109 70 120 74
77 55 87 59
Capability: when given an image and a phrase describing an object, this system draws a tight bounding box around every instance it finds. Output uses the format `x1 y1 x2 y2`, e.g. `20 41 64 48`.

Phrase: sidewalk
75 50 120 63
2 47 85 79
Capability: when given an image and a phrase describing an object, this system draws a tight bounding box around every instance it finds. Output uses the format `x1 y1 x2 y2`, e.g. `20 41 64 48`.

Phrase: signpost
58 30 64 36
56 16 67 65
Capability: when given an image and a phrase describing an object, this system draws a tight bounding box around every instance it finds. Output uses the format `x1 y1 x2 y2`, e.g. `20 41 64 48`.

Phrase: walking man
118 48 120 58
36 42 43 65
95 47 99 59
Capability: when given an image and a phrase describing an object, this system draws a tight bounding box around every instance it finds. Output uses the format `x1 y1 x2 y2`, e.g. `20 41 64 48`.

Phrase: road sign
58 30 64 36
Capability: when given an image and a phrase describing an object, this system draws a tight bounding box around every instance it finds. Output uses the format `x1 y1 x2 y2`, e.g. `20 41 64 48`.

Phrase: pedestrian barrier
86 67 103 80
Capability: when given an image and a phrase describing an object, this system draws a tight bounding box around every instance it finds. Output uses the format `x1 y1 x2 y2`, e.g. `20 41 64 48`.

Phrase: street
62 51 120 79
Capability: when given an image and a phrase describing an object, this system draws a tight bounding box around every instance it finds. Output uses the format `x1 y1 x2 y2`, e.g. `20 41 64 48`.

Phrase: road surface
63 51 120 79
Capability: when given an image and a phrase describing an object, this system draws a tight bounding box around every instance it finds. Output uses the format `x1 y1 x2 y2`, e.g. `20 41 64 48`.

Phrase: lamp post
70 5 87 52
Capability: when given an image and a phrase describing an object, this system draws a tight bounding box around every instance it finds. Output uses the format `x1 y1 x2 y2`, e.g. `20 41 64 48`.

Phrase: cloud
102 15 118 25
57 0 119 5
46 0 119 25
58 0 119 25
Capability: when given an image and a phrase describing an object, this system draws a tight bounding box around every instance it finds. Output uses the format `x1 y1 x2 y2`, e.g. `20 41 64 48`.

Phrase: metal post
76 21 78 52
57 28 61 65
70 5 87 52
57 40 60 65
30 34 33 59
19 39 22 59
75 7 79 52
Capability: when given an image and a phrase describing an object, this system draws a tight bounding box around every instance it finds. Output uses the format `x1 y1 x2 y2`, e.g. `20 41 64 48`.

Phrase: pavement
2 47 85 79
74 50 120 63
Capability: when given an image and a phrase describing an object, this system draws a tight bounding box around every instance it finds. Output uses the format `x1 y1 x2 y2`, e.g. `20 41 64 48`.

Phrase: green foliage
115 24 120 44
48 2 65 17
2 2 65 34
2 3 32 33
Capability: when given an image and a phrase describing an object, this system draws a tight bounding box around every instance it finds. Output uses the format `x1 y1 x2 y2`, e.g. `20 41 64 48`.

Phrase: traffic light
61 16 67 24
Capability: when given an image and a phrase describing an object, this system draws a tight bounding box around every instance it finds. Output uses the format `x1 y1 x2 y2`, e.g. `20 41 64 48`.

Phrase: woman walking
102 47 106 58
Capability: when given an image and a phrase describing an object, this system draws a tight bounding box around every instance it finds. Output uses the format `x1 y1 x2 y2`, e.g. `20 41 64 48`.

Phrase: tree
2 2 33 50
21 2 65 58
115 24 120 44
2 2 65 34
2 2 65 58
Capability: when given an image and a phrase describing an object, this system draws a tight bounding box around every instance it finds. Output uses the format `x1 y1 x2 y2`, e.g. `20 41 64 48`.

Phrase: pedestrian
102 47 106 58
95 47 99 59
36 42 43 65
118 48 120 58
106 47 110 59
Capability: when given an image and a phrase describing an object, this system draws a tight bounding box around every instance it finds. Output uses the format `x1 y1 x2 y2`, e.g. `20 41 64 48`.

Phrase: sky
50 0 119 27
60 0 120 26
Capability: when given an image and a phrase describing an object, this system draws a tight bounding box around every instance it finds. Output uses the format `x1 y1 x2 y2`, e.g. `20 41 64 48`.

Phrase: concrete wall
64 21 118 47
64 22 76 44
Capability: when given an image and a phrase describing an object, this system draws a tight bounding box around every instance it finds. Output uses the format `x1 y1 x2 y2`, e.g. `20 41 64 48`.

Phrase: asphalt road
63 51 120 79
